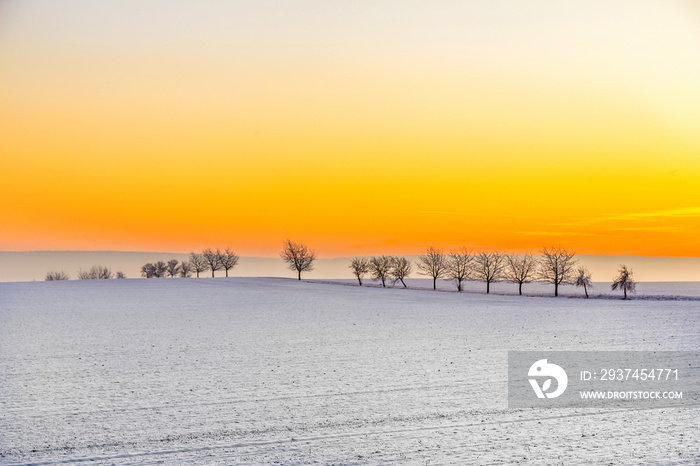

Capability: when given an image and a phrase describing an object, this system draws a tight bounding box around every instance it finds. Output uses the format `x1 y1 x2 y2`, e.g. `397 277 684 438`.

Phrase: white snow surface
0 278 698 465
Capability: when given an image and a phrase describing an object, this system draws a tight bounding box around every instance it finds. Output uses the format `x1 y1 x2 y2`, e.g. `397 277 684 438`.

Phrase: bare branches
189 252 209 278
369 256 392 287
417 247 448 290
219 248 240 277
369 256 391 287
504 254 537 295
538 247 577 297
166 259 180 278
141 263 156 278
179 260 193 278
612 265 635 300
202 248 223 277
154 261 167 278
140 250 235 279
349 257 370 286
141 261 167 278
390 256 412 288
280 240 316 280
473 251 504 294
77 265 113 280
446 248 473 292
45 270 70 281
574 266 593 298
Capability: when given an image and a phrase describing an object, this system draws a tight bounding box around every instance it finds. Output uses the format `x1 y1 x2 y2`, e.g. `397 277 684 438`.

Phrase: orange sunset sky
2 1 700 257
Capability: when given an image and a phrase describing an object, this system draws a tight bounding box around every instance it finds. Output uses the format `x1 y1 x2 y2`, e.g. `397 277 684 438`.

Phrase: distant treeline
44 241 638 299
352 247 636 299
46 266 126 281
141 248 239 278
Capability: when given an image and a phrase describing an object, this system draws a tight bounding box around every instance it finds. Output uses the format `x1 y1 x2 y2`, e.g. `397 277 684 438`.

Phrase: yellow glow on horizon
2 1 700 257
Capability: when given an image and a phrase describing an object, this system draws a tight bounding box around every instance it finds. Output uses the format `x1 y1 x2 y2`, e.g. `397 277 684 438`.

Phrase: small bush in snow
45 270 70 281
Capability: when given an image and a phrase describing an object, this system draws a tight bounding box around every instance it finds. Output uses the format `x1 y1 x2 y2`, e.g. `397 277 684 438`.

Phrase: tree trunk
624 287 627 300
401 278 407 288
225 269 229 278
381 278 386 287
433 277 437 290
555 282 559 297
211 269 215 278
196 271 200 278
584 283 588 298
486 281 490 294
298 270 301 280
519 282 522 295
357 276 362 286
457 281 462 292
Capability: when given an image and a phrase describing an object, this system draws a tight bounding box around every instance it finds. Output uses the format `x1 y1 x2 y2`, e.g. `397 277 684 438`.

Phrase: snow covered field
1 278 698 465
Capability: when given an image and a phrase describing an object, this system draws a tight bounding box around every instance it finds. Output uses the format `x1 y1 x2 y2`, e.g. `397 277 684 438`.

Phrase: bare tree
280 240 316 280
574 266 593 298
45 270 70 281
97 266 112 279
446 248 473 292
141 263 168 279
141 263 156 278
612 265 636 300
369 255 392 287
390 256 412 288
189 252 209 278
473 251 505 294
504 254 537 295
219 247 240 277
166 259 180 278
153 261 168 278
179 260 193 278
116 271 126 279
538 247 577 297
417 247 448 290
348 257 370 286
202 248 223 277
78 265 113 280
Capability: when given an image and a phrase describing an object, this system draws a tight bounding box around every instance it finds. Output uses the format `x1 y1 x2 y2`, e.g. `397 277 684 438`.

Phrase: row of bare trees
348 246 638 299
349 247 576 295
141 248 240 278
348 256 413 288
42 240 639 299
44 242 305 281
45 266 126 281
141 240 318 281
141 259 186 278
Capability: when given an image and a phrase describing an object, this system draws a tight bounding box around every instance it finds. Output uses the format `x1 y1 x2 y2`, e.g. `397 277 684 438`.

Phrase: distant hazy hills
1 251 700 282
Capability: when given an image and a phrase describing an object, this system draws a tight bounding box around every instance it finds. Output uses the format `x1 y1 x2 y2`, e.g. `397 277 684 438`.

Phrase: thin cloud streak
418 210 558 220
607 207 700 220
608 226 684 232
548 206 700 227
517 231 602 237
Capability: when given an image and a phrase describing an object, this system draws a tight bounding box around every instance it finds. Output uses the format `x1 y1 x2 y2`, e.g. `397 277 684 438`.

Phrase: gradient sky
2 1 700 257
